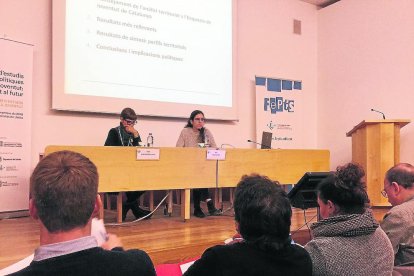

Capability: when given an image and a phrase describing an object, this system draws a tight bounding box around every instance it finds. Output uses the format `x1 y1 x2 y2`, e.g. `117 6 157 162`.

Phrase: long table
45 146 330 221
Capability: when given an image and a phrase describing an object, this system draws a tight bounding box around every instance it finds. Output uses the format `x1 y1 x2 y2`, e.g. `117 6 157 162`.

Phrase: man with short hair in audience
381 163 414 266
184 174 312 276
10 150 155 276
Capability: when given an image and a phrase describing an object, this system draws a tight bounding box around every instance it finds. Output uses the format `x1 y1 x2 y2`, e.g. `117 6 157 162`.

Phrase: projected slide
64 0 232 108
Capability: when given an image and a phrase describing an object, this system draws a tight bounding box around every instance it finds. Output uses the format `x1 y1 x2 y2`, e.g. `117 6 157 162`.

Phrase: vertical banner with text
255 76 303 149
0 39 33 214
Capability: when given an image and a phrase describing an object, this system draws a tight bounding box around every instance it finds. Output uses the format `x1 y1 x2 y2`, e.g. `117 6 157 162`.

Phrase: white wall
0 0 318 169
317 0 414 169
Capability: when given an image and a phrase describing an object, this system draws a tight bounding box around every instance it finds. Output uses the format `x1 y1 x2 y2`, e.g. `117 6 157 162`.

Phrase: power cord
290 208 317 240
105 193 169 227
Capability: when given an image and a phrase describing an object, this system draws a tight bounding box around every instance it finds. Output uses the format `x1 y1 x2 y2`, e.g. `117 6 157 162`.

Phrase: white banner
255 76 303 149
0 38 33 214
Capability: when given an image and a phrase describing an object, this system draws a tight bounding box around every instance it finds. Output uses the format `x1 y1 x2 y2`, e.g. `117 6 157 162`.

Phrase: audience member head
30 150 99 233
317 163 368 218
234 174 292 251
384 163 414 206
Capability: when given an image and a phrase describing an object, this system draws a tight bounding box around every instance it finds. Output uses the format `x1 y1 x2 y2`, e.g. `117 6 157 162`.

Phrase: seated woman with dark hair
176 110 221 218
305 163 394 276
184 174 312 276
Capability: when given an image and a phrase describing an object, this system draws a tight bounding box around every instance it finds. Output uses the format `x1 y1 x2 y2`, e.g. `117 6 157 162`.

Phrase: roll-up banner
255 76 303 149
0 38 33 217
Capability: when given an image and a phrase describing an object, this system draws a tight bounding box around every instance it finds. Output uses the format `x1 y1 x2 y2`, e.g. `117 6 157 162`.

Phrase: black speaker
288 172 332 209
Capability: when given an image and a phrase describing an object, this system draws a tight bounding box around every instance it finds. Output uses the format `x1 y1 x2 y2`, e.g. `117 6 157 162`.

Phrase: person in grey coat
381 163 414 266
305 163 394 276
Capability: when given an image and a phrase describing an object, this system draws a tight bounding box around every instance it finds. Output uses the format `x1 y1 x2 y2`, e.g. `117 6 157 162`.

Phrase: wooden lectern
346 120 410 206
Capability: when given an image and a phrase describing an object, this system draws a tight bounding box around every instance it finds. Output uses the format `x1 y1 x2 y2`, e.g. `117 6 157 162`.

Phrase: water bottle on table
204 133 210 148
147 133 154 147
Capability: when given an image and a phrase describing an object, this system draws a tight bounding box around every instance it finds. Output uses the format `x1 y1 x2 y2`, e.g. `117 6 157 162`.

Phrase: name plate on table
136 148 160 160
207 149 226 160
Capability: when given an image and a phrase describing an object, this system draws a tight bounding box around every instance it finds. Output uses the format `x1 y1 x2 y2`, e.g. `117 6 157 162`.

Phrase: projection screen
52 0 237 120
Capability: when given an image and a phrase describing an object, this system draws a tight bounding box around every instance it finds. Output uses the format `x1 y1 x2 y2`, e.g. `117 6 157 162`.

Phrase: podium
346 119 410 206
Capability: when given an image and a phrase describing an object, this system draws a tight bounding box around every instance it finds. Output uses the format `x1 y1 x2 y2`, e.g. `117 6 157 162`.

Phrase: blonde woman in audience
305 163 394 276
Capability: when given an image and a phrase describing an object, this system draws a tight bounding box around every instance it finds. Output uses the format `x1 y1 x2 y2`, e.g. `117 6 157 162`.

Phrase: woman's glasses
193 118 205 122
123 119 137 125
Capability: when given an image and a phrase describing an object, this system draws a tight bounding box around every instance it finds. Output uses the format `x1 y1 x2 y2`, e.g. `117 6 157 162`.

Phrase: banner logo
264 97 294 114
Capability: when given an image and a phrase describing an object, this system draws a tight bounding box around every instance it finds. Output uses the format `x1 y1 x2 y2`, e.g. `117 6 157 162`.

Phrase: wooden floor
0 204 390 270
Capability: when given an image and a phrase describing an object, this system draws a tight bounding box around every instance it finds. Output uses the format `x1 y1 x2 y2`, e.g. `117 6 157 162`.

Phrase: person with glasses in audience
381 163 414 266
176 110 221 218
104 107 151 221
304 163 394 276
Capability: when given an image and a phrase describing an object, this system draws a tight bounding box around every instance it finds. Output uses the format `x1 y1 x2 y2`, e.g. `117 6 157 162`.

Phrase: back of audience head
317 163 368 217
385 163 414 189
30 150 98 233
384 163 414 206
234 174 292 251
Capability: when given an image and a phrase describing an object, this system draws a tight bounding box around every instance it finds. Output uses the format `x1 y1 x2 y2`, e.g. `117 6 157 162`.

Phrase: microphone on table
247 139 272 149
371 108 386 119
128 134 134 146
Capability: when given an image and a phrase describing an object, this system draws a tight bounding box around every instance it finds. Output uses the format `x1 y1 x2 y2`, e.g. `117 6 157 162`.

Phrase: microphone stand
370 108 386 119
247 139 272 149
215 146 234 216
